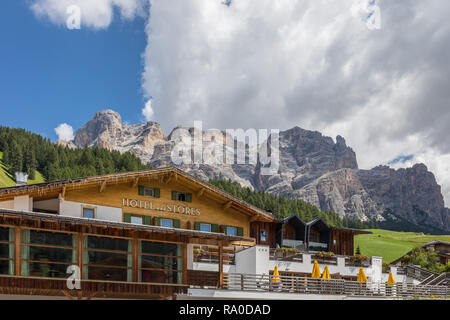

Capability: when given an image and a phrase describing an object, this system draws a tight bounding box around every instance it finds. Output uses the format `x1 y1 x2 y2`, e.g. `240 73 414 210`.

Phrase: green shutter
124 213 131 223
138 185 144 196
186 193 192 203
172 191 177 201
144 216 152 225
173 219 180 229
211 224 219 233
237 227 244 237
154 217 161 226
154 188 160 198
194 222 201 231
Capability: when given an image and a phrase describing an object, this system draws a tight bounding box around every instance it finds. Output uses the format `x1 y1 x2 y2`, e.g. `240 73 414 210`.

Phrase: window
200 223 211 232
21 229 76 278
0 227 14 276
83 235 132 282
226 226 237 236
138 186 160 198
138 240 183 284
172 191 192 203
83 207 95 219
144 188 154 197
260 231 267 242
161 219 173 228
131 216 143 225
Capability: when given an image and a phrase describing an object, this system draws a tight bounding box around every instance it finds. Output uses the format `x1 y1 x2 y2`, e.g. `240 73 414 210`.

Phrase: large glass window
21 229 76 278
138 240 182 284
83 235 132 282
0 227 14 275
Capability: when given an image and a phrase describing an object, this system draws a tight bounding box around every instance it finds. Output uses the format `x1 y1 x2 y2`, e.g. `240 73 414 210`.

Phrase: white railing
223 273 449 298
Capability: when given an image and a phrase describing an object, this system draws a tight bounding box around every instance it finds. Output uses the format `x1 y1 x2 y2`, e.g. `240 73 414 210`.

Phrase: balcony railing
223 273 449 298
0 275 188 299
269 249 303 262
308 242 328 251
282 239 304 250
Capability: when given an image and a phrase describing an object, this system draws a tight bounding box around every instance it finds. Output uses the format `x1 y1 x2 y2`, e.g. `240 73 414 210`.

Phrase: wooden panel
187 270 219 287
65 179 252 237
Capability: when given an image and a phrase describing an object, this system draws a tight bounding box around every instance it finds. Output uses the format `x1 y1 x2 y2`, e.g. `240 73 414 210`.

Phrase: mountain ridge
57 109 450 232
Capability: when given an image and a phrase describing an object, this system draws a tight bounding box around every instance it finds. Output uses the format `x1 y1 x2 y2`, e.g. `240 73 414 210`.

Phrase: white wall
13 195 32 211
235 245 270 275
59 199 122 222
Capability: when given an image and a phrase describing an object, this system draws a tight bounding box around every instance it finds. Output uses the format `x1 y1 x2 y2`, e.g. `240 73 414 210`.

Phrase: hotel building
0 167 382 299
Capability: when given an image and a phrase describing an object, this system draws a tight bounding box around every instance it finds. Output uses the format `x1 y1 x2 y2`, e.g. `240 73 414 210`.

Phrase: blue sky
0 1 147 141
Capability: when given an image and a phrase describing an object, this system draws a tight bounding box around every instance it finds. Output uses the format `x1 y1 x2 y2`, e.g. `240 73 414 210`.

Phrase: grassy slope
355 229 450 263
0 152 45 187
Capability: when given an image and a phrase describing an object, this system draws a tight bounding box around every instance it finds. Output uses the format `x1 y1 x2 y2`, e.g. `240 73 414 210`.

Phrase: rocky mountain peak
64 109 449 232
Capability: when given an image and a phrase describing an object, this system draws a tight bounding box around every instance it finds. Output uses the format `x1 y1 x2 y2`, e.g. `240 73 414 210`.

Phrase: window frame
82 235 132 282
225 226 237 236
21 228 77 278
200 223 211 232
82 206 96 219
160 218 173 228
137 240 183 284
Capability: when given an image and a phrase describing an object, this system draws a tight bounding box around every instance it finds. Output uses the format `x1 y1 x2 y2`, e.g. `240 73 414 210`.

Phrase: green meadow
355 229 450 263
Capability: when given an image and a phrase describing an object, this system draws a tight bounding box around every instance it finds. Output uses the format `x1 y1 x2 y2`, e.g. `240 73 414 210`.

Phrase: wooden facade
0 167 369 299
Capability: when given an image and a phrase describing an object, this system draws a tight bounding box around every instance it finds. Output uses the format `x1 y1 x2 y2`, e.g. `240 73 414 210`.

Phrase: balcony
193 246 236 265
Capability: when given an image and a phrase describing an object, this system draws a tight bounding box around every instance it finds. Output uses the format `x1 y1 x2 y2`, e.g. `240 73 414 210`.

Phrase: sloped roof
0 167 274 222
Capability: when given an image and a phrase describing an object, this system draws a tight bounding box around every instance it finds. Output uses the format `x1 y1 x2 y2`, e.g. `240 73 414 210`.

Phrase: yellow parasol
357 267 368 282
311 260 321 278
386 271 396 286
322 265 331 279
272 265 281 283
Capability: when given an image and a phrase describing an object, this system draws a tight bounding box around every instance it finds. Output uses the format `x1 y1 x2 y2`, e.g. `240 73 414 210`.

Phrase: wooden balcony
0 275 188 299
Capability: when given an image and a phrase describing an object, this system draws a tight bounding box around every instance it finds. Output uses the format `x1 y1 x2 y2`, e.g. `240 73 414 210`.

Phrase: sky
1 0 450 205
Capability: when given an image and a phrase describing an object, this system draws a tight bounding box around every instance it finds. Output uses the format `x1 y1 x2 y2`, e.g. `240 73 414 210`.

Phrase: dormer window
172 191 192 203
138 186 160 198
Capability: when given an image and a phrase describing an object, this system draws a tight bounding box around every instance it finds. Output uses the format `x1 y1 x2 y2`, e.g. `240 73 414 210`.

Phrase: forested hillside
209 179 377 229
0 127 150 183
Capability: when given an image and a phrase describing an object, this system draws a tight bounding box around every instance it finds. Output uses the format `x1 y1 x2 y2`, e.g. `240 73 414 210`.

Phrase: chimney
15 172 28 186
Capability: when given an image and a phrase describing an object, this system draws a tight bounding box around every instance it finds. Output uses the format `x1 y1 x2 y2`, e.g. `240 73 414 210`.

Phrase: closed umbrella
387 272 396 287
272 265 281 283
357 267 368 282
322 265 331 279
311 260 321 278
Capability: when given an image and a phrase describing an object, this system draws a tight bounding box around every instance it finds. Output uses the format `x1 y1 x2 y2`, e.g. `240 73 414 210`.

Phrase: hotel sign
122 198 201 216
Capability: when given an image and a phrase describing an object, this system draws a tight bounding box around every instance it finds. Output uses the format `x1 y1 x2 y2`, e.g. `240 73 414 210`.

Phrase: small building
391 240 450 266
0 167 370 299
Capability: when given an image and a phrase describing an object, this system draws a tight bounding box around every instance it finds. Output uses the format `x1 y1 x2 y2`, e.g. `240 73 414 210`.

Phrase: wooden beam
197 188 205 198
132 177 140 188
99 181 106 193
250 214 261 222
218 242 224 288
62 186 67 198
223 201 233 210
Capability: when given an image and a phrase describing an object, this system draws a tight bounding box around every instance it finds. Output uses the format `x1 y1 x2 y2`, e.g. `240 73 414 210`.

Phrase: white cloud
142 99 154 122
55 123 74 141
30 0 147 29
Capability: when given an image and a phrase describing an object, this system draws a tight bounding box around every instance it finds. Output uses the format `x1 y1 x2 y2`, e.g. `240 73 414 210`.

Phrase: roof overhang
0 167 274 223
